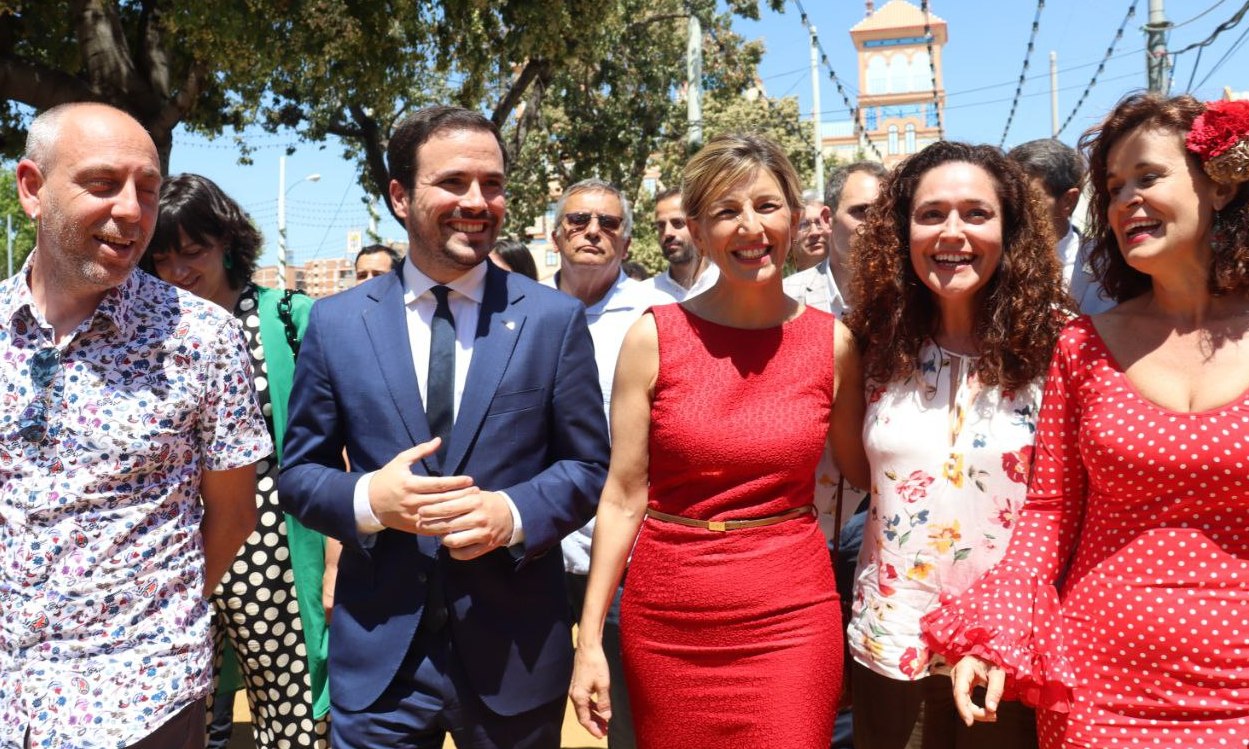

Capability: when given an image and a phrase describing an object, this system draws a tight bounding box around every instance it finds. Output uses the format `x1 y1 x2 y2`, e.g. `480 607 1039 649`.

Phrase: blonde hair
681 133 803 220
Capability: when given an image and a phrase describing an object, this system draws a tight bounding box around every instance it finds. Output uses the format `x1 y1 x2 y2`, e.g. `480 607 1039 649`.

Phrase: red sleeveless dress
619 304 843 748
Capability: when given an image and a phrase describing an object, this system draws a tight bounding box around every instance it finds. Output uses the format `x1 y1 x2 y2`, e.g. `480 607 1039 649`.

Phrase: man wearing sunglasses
543 178 669 748
0 103 270 749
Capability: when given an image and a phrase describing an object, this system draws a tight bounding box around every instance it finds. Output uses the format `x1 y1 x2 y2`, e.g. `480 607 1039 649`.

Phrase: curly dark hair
143 173 261 290
1079 92 1249 302
845 141 1073 392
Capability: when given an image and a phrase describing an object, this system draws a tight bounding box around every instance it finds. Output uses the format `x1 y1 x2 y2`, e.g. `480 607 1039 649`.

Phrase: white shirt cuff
501 491 525 546
353 472 386 537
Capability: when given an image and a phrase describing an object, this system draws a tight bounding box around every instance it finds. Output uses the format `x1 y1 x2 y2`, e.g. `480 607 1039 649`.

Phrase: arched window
888 125 899 155
867 55 887 94
905 123 917 153
911 51 932 90
889 55 909 92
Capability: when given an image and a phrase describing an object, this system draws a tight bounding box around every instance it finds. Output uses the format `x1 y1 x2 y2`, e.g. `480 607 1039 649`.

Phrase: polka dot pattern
206 288 327 748
923 317 1249 748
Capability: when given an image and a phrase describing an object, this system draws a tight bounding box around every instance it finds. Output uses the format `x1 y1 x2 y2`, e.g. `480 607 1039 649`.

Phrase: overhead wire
1169 0 1249 55
1172 0 1232 29
1172 0 1249 90
999 0 1047 148
1056 0 1138 137
789 0 885 160
1193 20 1249 90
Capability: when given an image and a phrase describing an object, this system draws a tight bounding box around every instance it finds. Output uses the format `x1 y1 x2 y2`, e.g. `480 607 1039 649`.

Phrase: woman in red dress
922 94 1249 748
569 133 869 748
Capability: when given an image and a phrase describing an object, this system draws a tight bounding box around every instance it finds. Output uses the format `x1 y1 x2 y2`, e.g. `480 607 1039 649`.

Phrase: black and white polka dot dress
208 286 329 749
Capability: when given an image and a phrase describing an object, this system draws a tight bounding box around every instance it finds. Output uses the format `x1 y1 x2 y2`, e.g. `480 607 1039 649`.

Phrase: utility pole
1050 51 1059 137
687 13 703 151
810 25 825 197
1145 0 1171 94
6 215 12 279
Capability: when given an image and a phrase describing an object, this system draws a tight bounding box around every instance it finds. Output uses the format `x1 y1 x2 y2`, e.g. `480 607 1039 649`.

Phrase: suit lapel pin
504 320 516 331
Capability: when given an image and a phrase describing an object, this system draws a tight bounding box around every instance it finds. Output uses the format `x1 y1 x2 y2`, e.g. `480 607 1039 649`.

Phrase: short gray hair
23 104 77 170
553 178 633 240
24 102 143 172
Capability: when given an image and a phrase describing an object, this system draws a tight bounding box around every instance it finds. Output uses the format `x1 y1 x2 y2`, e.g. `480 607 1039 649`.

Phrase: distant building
821 0 948 167
253 242 408 298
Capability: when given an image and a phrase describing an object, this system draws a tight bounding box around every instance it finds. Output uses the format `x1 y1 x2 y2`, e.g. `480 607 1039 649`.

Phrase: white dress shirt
545 269 671 573
642 261 719 302
353 259 523 542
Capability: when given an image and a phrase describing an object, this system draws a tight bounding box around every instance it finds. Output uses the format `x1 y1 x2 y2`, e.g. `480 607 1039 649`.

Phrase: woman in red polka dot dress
922 93 1249 748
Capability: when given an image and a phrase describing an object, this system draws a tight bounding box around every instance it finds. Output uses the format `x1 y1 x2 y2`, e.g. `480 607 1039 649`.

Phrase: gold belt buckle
707 520 727 532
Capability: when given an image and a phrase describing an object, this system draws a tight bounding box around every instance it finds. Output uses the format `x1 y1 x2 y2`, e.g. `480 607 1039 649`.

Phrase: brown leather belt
644 504 816 532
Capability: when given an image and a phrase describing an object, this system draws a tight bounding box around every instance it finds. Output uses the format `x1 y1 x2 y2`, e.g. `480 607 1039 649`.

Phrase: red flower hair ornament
1186 99 1249 185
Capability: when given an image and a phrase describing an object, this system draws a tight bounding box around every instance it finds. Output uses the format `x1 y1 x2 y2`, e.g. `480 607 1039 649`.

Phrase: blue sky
168 0 1249 267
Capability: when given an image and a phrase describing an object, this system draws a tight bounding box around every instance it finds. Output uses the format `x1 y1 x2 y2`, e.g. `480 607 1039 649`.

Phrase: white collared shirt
545 269 671 573
353 259 522 542
642 262 720 302
402 258 487 424
1057 225 1079 289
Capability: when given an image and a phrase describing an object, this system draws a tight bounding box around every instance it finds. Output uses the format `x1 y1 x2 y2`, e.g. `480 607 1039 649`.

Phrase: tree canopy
1 0 810 241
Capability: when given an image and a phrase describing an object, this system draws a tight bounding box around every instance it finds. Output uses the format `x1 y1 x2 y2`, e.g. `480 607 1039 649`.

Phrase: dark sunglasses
18 347 62 443
563 211 623 233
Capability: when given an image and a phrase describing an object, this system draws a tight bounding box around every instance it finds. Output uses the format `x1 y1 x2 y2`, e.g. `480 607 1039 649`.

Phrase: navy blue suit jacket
278 262 609 716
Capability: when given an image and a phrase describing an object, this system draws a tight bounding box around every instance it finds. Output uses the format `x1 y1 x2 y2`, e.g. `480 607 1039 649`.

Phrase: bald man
1 103 268 749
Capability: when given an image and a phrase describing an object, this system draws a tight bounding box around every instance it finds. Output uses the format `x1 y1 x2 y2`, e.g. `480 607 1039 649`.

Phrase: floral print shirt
0 265 271 748
848 340 1043 680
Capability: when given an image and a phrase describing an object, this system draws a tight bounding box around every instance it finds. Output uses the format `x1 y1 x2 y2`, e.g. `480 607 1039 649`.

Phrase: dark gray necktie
427 285 455 466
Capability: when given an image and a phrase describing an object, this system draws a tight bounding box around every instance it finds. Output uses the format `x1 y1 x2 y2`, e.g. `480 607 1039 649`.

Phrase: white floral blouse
847 340 1044 681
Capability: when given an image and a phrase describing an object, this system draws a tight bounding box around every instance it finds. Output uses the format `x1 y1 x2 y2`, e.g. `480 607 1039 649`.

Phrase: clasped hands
368 437 514 560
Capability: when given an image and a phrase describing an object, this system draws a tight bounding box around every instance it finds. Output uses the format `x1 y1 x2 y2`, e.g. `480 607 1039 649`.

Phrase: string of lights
789 0 884 160
1055 0 1138 137
999 0 1047 148
920 0 944 140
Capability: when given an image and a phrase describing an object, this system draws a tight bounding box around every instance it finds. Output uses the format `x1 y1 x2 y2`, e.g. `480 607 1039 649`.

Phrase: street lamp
277 154 322 290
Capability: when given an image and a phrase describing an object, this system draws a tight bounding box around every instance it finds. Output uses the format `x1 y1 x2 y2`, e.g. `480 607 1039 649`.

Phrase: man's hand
419 490 516 560
368 439 477 534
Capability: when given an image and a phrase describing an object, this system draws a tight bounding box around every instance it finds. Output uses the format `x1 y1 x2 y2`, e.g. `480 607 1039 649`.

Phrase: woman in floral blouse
843 141 1074 748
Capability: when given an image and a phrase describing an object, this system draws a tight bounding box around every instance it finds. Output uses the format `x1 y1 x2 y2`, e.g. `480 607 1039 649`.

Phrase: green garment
217 286 329 720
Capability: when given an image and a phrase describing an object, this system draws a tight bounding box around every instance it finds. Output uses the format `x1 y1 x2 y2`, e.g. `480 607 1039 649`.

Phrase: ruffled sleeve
921 318 1097 712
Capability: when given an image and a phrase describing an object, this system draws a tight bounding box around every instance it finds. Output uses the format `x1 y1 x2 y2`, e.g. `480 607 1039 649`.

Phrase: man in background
642 187 717 301
785 162 887 316
1008 138 1114 313
547 178 669 748
355 243 402 281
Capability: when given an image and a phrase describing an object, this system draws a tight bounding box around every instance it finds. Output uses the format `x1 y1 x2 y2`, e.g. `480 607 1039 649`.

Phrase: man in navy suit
279 106 610 748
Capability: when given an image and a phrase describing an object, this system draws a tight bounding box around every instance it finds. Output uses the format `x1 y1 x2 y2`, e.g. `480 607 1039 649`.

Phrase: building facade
822 0 948 167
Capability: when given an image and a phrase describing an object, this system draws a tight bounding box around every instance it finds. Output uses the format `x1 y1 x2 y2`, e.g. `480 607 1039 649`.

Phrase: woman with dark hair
570 132 868 747
844 141 1072 748
142 173 329 749
489 236 539 279
923 94 1249 747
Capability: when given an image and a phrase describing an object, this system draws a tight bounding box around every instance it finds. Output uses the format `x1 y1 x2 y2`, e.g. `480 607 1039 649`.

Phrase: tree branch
345 104 391 206
491 58 551 129
0 55 95 111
